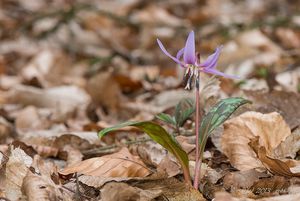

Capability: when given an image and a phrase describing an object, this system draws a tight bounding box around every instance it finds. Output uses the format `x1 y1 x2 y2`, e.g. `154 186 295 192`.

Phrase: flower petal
199 46 222 69
202 68 240 79
183 31 196 64
176 48 184 60
157 39 185 67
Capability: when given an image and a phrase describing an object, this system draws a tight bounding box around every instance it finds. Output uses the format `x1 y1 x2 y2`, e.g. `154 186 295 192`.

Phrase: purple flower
157 31 239 89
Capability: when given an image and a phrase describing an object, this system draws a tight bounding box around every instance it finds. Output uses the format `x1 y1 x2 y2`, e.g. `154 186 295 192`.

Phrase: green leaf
199 97 251 143
156 113 176 125
175 98 195 127
98 121 189 175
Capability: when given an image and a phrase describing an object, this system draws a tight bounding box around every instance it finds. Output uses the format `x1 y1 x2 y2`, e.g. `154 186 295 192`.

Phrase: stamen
183 65 196 90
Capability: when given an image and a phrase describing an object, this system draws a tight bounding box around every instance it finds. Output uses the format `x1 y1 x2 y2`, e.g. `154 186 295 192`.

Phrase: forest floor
1 0 300 200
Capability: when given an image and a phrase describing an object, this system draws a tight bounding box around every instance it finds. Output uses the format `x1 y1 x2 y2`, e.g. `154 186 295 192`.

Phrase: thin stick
193 70 201 189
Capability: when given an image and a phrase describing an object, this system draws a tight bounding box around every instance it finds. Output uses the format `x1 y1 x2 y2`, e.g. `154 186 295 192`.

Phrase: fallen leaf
5 147 33 200
137 141 167 167
100 182 162 201
249 137 300 177
214 191 300 201
62 145 83 166
20 130 101 152
275 28 300 49
273 127 300 159
157 155 181 178
134 177 205 201
86 71 122 113
221 111 291 171
15 106 50 132
245 90 300 129
8 85 90 121
250 175 289 196
60 147 151 177
223 169 269 191
0 116 12 141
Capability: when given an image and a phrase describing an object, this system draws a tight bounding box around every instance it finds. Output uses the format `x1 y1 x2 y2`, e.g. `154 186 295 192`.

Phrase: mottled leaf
156 113 176 125
199 97 251 144
175 98 195 127
98 121 189 178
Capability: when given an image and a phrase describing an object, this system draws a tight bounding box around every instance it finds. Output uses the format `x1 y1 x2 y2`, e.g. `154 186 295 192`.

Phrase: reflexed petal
157 39 185 67
176 48 185 67
202 68 240 79
199 46 222 68
176 48 184 60
183 31 196 64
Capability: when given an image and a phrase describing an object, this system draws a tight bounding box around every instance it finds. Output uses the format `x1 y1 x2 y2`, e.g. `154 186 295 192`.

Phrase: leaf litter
1 0 300 200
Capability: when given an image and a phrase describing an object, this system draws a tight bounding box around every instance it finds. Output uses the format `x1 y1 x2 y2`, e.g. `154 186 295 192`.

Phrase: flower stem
193 70 201 189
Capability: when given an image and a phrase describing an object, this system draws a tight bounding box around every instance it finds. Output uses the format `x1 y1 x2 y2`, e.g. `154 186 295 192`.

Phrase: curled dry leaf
249 137 300 177
60 147 151 178
221 111 291 171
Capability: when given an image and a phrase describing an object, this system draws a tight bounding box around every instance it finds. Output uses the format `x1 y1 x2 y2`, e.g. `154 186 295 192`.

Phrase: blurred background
0 0 300 124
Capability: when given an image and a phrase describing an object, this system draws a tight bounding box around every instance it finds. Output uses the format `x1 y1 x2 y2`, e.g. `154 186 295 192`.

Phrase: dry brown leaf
5 147 33 200
275 28 300 49
249 137 300 177
22 171 67 201
133 177 205 201
21 49 71 87
31 145 59 158
60 147 151 177
15 106 50 132
137 141 167 167
157 155 181 178
273 127 300 159
101 182 162 201
22 155 72 201
214 191 300 201
77 175 135 189
62 145 83 166
8 85 90 122
86 71 122 113
130 5 185 26
221 111 291 171
250 175 289 196
0 116 12 141
223 169 269 191
20 130 101 152
245 90 300 129
275 68 300 93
